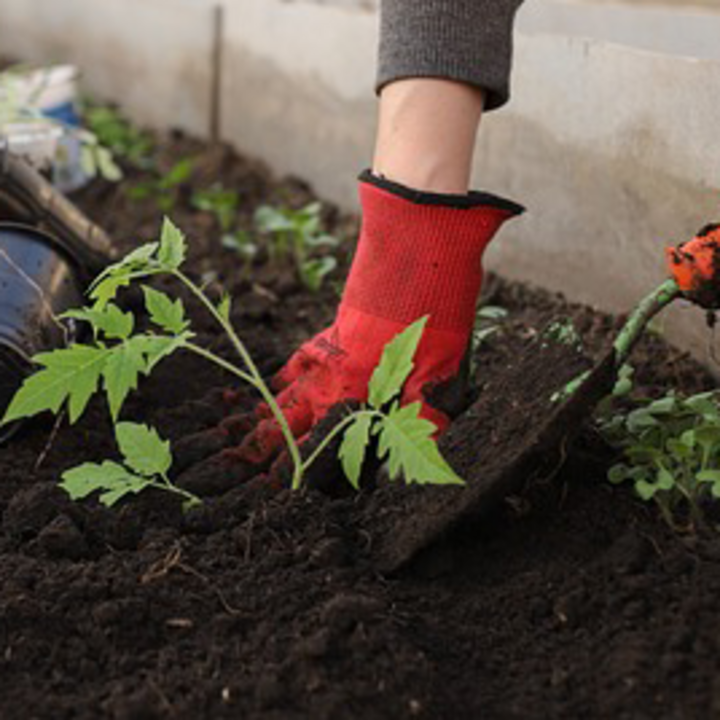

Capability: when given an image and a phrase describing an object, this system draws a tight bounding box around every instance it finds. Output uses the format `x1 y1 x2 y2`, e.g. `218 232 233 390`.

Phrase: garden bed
1 133 720 719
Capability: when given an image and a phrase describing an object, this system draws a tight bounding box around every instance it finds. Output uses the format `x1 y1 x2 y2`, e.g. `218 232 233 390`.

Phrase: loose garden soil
2 134 720 720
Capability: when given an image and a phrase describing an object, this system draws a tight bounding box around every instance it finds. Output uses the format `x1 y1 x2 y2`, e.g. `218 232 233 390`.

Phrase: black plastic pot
0 223 85 442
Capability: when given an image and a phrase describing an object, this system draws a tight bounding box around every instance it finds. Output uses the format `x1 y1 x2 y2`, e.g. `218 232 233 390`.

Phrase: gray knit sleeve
377 0 525 110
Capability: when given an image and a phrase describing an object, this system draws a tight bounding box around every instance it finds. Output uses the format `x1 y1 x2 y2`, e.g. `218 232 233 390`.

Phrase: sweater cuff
376 0 525 111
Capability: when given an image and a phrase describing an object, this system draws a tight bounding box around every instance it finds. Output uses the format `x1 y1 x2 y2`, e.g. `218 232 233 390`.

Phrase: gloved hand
236 170 524 466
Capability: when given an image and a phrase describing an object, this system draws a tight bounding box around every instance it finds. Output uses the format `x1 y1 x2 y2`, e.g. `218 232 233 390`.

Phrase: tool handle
0 142 116 279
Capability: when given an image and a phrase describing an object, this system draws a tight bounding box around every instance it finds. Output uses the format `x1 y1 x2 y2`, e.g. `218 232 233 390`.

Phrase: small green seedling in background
255 201 339 292
468 304 508 379
600 389 720 529
128 157 194 212
473 305 508 348
191 184 259 274
83 100 154 170
221 230 259 278
543 318 583 349
1 219 462 508
192 184 239 233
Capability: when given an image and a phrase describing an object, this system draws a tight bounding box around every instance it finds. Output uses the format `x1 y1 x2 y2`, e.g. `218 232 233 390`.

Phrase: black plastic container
0 222 84 441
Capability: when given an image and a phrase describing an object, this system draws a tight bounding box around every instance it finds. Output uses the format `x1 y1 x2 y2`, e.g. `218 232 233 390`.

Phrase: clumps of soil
1 133 719 719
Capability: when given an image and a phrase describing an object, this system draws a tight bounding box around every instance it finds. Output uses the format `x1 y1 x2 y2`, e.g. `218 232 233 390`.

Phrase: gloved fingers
174 448 256 497
173 427 230 474
218 413 256 442
270 345 318 391
254 380 309 420
236 395 315 465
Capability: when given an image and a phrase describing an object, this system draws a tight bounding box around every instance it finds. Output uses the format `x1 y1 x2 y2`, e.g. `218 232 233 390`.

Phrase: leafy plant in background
192 183 259 274
192 184 239 233
255 201 339 292
599 389 720 528
127 157 194 212
473 305 508 348
83 100 154 169
468 304 508 378
1 219 462 508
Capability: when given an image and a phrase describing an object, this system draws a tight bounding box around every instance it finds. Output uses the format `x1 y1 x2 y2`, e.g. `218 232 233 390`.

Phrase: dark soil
2 133 720 720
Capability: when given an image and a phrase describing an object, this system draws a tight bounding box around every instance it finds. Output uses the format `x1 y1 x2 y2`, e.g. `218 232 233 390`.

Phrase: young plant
128 158 194 212
83 100 154 169
192 184 239 234
221 230 259 279
600 390 720 528
1 218 462 507
473 305 508 347
191 183 259 272
254 201 339 292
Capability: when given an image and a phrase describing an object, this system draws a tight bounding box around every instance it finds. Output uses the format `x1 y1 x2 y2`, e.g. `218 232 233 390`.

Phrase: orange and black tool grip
666 223 720 309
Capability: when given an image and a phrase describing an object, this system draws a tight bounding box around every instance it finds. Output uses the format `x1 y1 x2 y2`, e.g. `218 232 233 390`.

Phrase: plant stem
614 278 680 368
300 409 382 474
184 342 256 386
173 269 304 488
157 473 201 507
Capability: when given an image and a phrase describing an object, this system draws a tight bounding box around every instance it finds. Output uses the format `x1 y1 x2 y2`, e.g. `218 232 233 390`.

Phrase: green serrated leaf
339 414 375 489
63 303 134 340
89 242 160 307
134 333 192 373
142 286 188 333
98 479 152 507
102 341 148 421
116 422 172 477
157 217 187 269
89 272 134 309
376 402 463 486
2 344 110 425
368 316 429 410
60 460 137 500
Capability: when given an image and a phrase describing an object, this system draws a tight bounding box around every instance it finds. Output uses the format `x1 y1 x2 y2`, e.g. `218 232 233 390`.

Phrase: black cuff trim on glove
359 169 525 216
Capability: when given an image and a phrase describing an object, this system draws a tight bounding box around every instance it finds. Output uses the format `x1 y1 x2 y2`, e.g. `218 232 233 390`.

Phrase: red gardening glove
237 171 523 465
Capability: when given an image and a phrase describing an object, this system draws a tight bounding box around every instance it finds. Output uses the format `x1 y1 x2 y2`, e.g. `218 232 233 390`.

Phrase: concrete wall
1 0 720 363
0 0 216 136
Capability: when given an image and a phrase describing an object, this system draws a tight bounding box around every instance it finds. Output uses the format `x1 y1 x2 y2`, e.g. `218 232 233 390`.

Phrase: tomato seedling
601 390 720 529
83 100 154 170
254 202 339 292
1 218 463 507
128 158 194 212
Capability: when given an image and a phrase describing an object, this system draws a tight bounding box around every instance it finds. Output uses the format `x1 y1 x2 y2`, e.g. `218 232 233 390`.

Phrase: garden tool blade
0 142 116 279
366 339 617 574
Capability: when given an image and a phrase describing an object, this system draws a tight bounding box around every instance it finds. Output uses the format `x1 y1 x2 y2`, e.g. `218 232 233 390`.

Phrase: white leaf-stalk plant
1 219 463 510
